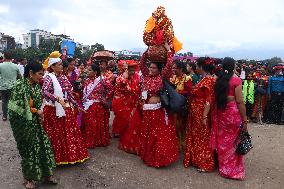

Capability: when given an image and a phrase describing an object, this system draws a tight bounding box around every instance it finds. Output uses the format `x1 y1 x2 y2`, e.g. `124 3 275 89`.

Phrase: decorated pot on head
93 50 114 61
146 45 167 63
143 6 182 63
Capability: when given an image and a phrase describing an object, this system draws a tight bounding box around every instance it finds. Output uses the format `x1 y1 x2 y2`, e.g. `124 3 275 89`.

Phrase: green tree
91 43 105 52
11 48 25 60
81 49 94 62
267 57 282 67
74 47 83 59
38 38 61 53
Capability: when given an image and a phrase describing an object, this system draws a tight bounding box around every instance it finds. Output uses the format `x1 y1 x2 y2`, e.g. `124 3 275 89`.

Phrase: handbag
160 79 187 113
160 86 170 109
236 129 253 155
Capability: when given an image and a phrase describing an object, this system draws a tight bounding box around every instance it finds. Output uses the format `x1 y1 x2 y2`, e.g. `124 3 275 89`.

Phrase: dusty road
0 110 283 189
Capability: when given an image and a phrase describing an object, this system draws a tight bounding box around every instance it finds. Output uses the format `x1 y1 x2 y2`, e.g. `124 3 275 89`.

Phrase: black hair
215 58 223 66
188 61 197 71
62 60 69 69
4 51 12 60
175 60 187 73
197 57 215 74
150 62 164 72
215 57 236 109
19 58 26 62
91 63 101 76
67 57 75 63
78 61 86 66
24 61 43 79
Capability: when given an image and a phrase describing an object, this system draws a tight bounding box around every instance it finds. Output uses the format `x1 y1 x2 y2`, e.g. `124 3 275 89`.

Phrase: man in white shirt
17 58 27 77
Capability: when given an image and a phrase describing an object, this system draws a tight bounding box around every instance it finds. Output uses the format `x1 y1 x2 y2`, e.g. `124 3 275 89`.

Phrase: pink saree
217 101 245 180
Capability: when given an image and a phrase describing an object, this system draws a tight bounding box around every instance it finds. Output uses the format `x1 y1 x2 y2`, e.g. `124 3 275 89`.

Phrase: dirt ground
0 109 283 189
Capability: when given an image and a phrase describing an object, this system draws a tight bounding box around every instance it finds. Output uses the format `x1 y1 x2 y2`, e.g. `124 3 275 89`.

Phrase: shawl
47 73 66 117
8 79 42 121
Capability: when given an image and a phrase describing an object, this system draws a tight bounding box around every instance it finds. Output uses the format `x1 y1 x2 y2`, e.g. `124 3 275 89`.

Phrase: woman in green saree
8 62 57 189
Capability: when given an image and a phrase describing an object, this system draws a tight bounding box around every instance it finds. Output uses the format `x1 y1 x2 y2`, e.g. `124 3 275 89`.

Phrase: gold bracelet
243 120 249 123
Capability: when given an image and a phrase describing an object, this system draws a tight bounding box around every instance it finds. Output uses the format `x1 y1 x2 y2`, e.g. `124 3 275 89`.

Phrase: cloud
1 0 284 59
0 4 9 13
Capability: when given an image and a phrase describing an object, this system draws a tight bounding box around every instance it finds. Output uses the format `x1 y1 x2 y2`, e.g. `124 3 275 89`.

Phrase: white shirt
240 70 246 80
18 64 25 76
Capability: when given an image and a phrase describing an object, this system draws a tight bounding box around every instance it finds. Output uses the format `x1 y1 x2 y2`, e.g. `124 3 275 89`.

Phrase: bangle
203 116 208 120
242 120 249 123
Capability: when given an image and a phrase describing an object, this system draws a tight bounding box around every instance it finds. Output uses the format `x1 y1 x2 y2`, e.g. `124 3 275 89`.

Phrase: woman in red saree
81 63 114 148
42 57 89 165
138 44 179 168
112 60 128 137
215 57 247 180
115 61 142 154
183 57 216 172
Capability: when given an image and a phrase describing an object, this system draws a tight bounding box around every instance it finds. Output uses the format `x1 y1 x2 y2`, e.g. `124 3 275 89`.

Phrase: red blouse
192 76 216 104
42 74 79 107
228 76 242 96
139 52 174 100
83 77 114 103
114 72 141 107
114 73 141 98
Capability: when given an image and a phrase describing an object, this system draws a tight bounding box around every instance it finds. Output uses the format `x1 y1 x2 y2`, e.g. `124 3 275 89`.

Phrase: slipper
44 177 58 185
23 181 36 189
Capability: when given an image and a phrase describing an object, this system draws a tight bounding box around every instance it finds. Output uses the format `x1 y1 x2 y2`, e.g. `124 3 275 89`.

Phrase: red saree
138 52 179 167
81 76 114 148
43 106 89 165
42 74 89 165
113 73 142 154
183 76 216 171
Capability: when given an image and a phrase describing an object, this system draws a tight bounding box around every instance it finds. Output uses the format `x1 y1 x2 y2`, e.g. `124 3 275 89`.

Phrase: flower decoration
143 6 182 53
215 64 223 72
204 58 215 65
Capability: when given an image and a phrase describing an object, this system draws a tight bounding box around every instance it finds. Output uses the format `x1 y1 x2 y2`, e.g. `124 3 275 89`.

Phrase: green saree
8 79 56 181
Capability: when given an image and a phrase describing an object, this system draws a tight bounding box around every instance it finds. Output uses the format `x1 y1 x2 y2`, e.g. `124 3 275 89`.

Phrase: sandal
23 181 36 189
2 117 7 121
197 168 208 173
44 176 58 185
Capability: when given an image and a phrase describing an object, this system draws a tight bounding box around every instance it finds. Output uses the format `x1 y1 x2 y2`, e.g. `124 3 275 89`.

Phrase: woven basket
147 45 167 63
93 50 114 60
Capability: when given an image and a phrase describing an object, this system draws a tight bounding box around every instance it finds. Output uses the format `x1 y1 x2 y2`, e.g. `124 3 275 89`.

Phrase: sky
0 0 284 59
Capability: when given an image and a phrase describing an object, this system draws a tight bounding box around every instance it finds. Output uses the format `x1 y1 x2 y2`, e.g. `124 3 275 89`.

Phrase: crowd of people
0 47 283 188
